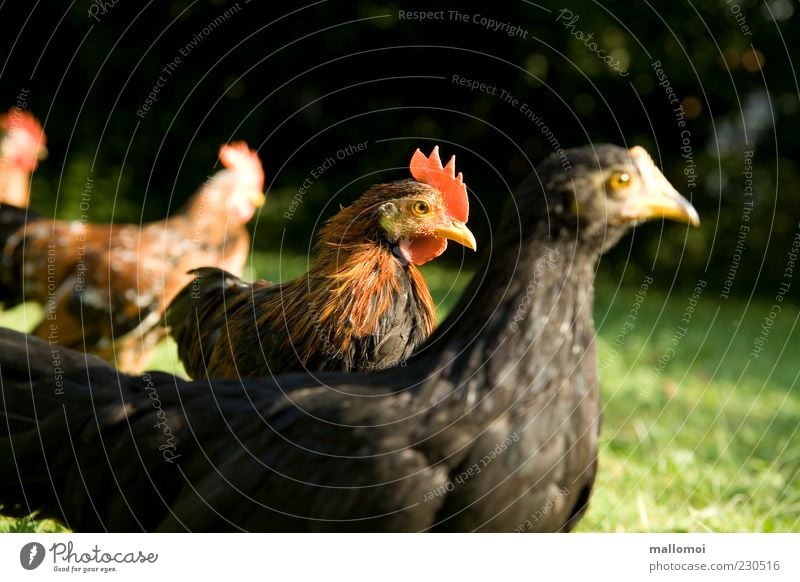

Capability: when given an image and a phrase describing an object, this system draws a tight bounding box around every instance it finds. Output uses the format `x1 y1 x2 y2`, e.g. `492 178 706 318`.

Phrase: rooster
167 146 476 378
0 107 47 207
0 144 698 532
0 142 265 372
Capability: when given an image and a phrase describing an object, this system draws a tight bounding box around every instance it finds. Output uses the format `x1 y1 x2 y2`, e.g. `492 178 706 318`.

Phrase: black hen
0 144 698 532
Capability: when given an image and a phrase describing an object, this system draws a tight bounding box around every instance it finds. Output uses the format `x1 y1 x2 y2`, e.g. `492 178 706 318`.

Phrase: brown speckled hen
0 107 47 208
0 142 265 372
0 145 698 532
167 146 476 378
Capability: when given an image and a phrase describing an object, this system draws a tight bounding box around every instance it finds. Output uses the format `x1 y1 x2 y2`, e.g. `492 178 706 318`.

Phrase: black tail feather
165 267 248 379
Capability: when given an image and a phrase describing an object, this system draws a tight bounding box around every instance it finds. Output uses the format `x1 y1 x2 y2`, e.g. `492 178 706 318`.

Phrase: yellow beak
620 146 700 227
619 188 700 226
250 191 266 207
434 219 477 251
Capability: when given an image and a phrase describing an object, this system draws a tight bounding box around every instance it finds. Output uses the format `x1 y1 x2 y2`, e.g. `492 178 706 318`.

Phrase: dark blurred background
0 0 795 295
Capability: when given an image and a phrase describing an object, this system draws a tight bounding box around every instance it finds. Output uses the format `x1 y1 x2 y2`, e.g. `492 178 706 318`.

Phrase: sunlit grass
1 252 798 532
0 515 68 533
580 280 800 532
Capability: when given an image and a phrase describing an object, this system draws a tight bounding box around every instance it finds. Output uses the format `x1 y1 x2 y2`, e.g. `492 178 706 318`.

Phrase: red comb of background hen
219 141 265 189
409 146 469 222
0 108 45 144
0 107 47 167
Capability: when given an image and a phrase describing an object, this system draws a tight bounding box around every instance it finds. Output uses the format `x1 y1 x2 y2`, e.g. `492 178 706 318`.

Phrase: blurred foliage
0 0 797 296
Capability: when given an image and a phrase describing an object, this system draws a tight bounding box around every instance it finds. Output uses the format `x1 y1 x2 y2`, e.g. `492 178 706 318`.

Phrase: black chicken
0 144 698 532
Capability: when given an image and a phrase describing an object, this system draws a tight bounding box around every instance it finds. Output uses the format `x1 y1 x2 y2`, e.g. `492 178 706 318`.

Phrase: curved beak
620 146 701 227
619 185 700 226
434 219 477 251
250 191 266 208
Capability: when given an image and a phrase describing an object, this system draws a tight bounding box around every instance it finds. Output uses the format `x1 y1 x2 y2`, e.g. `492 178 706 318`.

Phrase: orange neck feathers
256 196 436 368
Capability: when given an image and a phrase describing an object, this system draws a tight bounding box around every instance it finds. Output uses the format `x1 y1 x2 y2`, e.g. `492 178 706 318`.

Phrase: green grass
1 252 798 532
580 278 799 532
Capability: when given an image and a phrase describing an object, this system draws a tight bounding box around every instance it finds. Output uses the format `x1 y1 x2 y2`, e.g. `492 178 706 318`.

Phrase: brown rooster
0 107 47 207
0 142 265 372
167 146 476 378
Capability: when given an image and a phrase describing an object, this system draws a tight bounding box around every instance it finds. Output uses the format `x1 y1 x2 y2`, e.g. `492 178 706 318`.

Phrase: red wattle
403 236 448 265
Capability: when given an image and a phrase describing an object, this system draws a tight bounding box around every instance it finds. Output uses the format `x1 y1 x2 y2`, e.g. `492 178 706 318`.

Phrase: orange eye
608 171 631 191
413 200 430 215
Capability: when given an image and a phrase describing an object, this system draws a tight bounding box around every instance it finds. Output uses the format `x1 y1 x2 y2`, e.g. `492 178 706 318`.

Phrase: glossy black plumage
0 145 698 531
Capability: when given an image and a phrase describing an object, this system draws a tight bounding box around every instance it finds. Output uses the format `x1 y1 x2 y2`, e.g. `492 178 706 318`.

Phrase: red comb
219 141 264 190
0 107 46 157
409 146 469 222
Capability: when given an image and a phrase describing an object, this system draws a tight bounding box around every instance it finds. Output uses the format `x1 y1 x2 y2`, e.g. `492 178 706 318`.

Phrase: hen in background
0 107 47 208
167 146 476 378
0 142 264 372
